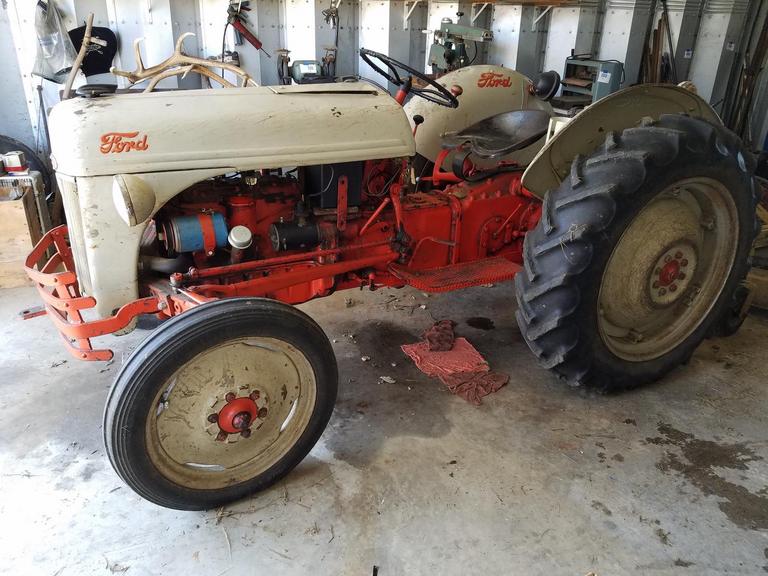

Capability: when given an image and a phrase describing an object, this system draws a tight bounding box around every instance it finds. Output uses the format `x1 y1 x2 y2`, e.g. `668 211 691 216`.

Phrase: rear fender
521 84 722 198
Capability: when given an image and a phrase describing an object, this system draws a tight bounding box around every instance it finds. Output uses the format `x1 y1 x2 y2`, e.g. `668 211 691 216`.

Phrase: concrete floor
1 283 768 576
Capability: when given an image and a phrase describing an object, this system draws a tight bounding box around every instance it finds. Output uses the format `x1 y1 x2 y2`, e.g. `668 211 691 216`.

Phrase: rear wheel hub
649 244 697 306
598 177 738 362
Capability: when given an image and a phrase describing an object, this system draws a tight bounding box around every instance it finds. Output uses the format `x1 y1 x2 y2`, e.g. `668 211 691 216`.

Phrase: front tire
104 298 337 510
515 115 758 391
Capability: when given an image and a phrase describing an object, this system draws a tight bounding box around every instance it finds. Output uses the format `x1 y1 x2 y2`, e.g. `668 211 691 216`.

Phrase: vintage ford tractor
24 42 758 510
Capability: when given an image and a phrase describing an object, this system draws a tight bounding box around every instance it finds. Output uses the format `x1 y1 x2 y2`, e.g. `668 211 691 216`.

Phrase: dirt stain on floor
465 317 495 330
647 423 768 530
591 500 612 516
353 321 420 370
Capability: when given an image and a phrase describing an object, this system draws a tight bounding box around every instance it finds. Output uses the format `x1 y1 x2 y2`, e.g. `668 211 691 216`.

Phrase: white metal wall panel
516 6 549 79
407 2 429 72
599 2 654 86
358 0 391 81
689 0 749 106
107 0 178 88
284 0 317 61
169 0 202 89
487 4 522 70
664 0 703 81
3 0 764 154
73 0 110 26
688 12 730 101
543 6 600 80
313 0 360 78
0 5 35 148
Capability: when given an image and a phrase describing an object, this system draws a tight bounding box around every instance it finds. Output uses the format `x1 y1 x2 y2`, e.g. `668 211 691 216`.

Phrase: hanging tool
321 0 341 50
227 1 271 58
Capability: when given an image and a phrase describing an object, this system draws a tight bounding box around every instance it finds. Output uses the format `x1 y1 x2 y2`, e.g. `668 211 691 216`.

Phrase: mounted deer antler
111 33 259 92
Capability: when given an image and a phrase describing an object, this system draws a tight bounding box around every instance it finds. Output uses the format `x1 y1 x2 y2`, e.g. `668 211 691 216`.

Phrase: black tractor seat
441 109 551 159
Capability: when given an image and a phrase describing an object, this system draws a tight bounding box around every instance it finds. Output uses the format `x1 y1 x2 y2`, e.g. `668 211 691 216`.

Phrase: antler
111 33 258 91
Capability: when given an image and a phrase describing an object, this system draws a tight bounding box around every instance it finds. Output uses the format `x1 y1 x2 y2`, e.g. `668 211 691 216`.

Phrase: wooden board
0 192 34 288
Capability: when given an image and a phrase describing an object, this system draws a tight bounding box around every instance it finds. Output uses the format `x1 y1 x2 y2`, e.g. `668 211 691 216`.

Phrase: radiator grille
58 176 93 296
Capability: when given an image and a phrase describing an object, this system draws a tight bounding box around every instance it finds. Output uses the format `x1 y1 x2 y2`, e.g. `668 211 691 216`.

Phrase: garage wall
2 0 766 153
0 5 35 150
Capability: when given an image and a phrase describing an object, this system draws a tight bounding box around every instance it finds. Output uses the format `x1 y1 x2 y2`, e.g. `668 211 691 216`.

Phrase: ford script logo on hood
477 72 512 88
100 132 150 154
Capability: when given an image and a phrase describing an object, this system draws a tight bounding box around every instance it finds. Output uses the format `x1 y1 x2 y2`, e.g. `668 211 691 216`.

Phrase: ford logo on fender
100 132 150 154
477 72 512 88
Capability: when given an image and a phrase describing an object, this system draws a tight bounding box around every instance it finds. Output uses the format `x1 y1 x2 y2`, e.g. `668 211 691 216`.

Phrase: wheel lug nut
664 255 672 263
216 431 228 442
249 390 260 401
680 259 688 267
659 288 667 296
670 284 677 292
225 392 236 403
240 429 251 439
258 407 269 419
675 251 683 259
678 272 686 280
207 413 218 423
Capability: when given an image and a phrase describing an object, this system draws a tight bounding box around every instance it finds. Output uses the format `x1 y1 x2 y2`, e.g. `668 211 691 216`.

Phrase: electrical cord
305 164 335 198
221 21 230 79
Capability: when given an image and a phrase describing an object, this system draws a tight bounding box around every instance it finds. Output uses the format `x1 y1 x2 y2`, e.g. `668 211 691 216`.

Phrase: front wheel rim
145 337 317 490
598 177 739 362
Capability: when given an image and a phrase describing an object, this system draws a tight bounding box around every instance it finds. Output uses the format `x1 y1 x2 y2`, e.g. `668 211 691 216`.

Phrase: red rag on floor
401 337 509 405
439 370 510 406
401 338 488 377
423 319 456 351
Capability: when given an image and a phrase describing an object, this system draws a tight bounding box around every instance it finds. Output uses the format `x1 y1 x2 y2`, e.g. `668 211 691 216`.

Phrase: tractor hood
48 82 415 177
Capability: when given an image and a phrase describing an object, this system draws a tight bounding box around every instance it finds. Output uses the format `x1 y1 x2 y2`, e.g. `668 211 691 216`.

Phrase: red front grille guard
23 225 165 361
24 226 400 361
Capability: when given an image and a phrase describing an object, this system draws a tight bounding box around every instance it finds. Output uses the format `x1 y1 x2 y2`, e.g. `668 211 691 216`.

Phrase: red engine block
155 164 539 306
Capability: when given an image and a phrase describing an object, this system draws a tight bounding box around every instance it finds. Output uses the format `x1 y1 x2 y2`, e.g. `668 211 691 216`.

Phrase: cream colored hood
48 82 415 177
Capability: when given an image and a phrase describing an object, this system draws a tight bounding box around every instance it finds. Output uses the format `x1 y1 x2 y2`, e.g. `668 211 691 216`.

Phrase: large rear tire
515 115 758 391
104 298 337 510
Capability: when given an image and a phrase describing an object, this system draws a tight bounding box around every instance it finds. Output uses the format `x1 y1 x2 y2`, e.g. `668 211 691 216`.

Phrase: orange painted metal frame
24 225 400 361
23 226 165 361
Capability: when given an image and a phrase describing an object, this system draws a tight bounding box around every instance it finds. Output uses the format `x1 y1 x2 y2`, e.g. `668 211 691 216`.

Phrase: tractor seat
441 109 551 159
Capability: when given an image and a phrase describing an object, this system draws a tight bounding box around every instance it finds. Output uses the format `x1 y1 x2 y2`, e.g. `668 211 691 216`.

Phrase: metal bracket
404 0 422 31
471 3 490 25
532 5 553 33
20 305 46 320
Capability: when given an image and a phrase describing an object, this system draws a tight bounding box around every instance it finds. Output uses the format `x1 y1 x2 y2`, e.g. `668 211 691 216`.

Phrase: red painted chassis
25 168 541 362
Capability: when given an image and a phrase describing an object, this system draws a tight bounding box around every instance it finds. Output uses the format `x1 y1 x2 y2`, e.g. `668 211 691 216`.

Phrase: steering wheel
359 48 459 108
